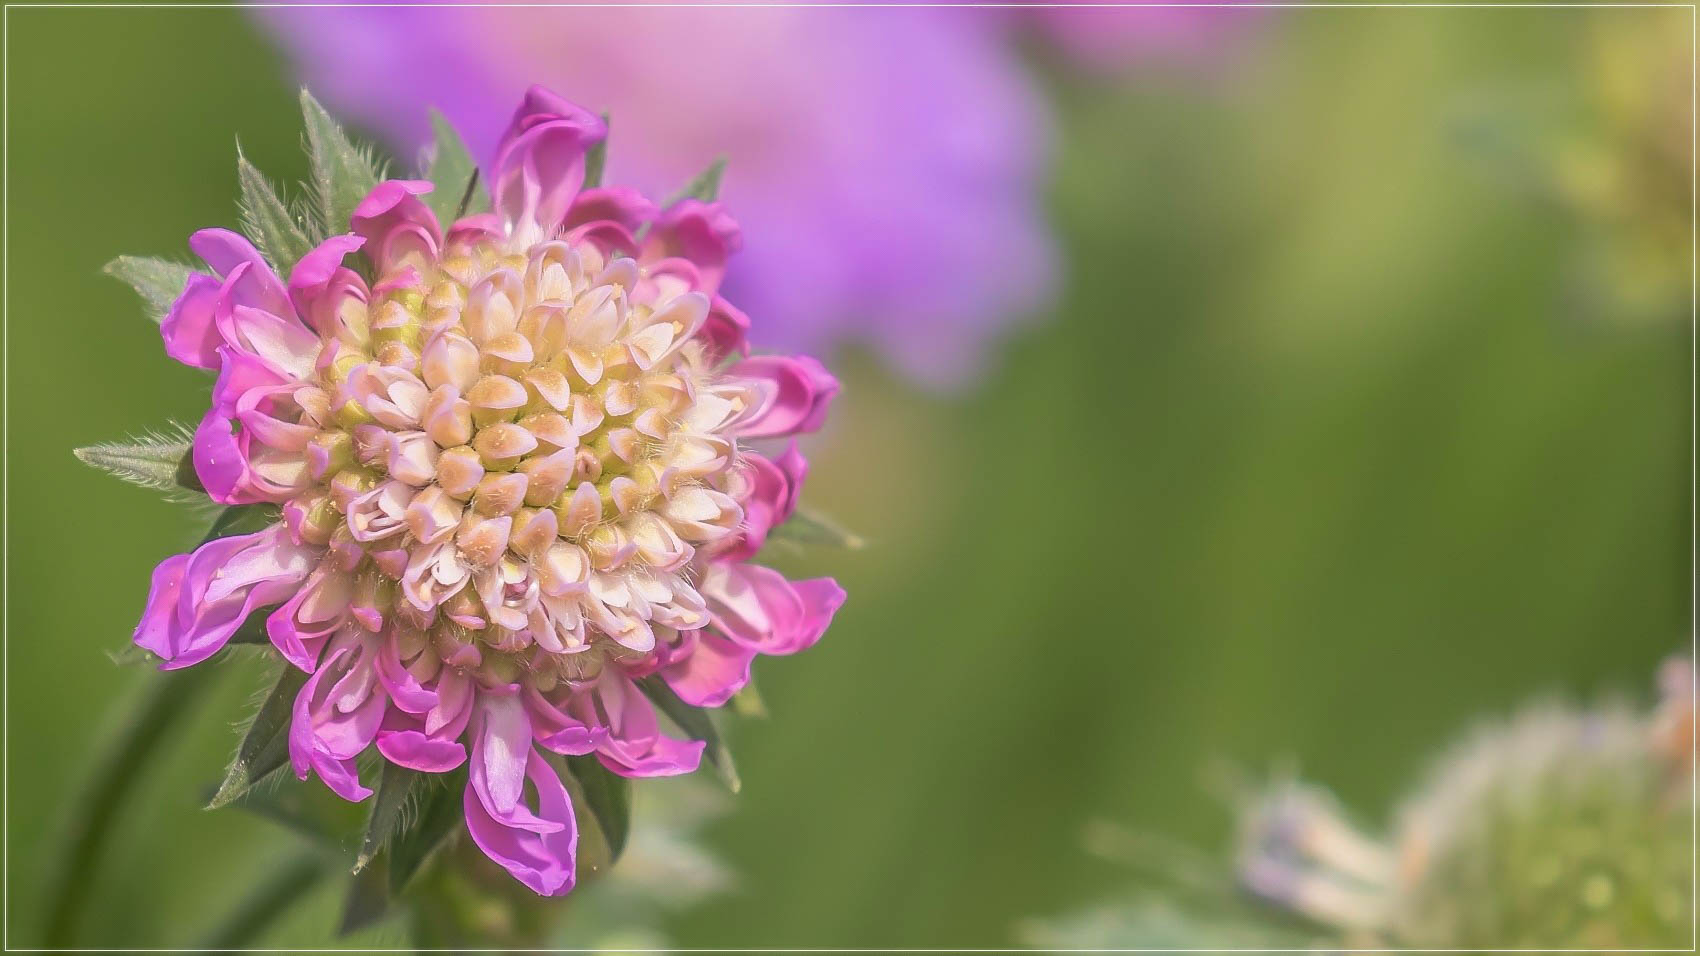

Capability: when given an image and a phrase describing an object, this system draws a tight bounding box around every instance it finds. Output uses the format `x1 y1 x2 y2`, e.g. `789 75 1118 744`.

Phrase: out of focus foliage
1025 657 1694 949
6 6 1688 947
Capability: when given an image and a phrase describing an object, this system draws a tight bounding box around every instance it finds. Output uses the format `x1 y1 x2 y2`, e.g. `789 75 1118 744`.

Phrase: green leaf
583 112 610 190
43 668 220 946
388 771 466 894
197 851 325 949
74 426 195 496
198 503 281 547
103 255 192 324
300 89 381 237
340 854 392 937
636 675 740 792
767 505 866 551
423 109 486 226
564 754 632 863
207 665 309 809
237 144 315 273
664 157 728 206
355 762 423 874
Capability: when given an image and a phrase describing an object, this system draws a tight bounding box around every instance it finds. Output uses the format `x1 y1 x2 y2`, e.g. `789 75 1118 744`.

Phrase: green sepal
340 853 393 937
387 769 466 895
300 89 381 238
74 426 195 497
199 503 282 546
103 256 193 324
636 675 740 792
207 664 309 809
766 505 866 551
564 753 632 864
730 679 768 719
355 761 423 874
583 112 610 190
423 109 487 225
665 157 728 206
237 144 316 274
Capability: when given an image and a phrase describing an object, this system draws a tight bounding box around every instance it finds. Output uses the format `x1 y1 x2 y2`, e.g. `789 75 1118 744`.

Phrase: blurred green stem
196 851 326 948
43 667 217 946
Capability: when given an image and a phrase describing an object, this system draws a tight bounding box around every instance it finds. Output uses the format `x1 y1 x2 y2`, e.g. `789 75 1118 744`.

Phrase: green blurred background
4 6 1690 948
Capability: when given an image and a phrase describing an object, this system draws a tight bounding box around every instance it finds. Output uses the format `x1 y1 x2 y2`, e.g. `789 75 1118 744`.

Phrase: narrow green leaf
582 112 610 190
44 668 219 947
388 771 466 894
208 665 309 809
237 145 315 273
104 255 192 324
767 505 866 551
665 157 728 206
300 89 380 237
355 762 423 874
423 109 486 226
636 676 740 792
340 854 392 937
564 754 632 863
74 426 194 495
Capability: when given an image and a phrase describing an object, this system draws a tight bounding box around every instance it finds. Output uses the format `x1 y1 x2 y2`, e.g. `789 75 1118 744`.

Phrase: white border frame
1 3 1694 953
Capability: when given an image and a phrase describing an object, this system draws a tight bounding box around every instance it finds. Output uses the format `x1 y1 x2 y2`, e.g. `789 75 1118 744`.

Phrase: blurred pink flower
257 5 1055 387
135 87 844 895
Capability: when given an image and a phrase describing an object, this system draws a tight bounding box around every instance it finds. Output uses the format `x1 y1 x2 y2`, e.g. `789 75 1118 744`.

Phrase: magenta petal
703 563 845 657
564 185 657 233
373 630 438 712
491 85 607 240
288 638 382 802
723 443 808 562
592 674 705 778
524 684 609 756
288 234 366 322
662 630 756 708
470 687 543 823
352 179 443 271
133 554 190 661
644 199 741 294
189 228 292 317
700 295 750 362
159 272 223 369
133 525 316 669
729 355 839 438
463 749 578 897
376 708 468 773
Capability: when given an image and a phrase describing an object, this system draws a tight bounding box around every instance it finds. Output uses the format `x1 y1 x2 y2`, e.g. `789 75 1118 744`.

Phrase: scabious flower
128 86 844 896
1026 655 1695 949
254 5 1053 388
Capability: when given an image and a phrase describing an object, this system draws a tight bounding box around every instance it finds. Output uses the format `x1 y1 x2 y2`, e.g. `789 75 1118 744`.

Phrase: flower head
130 87 844 896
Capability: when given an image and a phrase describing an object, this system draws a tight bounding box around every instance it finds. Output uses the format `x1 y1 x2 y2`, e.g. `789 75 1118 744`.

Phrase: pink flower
133 87 845 896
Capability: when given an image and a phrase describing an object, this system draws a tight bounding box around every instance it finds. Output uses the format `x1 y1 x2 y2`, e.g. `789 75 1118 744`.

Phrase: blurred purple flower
1020 3 1257 69
257 6 1055 388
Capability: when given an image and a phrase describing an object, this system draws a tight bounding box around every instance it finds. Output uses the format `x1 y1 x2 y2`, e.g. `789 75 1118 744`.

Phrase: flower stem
42 667 218 946
195 850 326 948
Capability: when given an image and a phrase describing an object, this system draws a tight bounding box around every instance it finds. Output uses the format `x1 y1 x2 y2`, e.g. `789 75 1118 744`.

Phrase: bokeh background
5 5 1691 948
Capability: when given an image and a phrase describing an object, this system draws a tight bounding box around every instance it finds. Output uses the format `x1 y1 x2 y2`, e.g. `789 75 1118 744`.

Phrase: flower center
279 233 748 681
